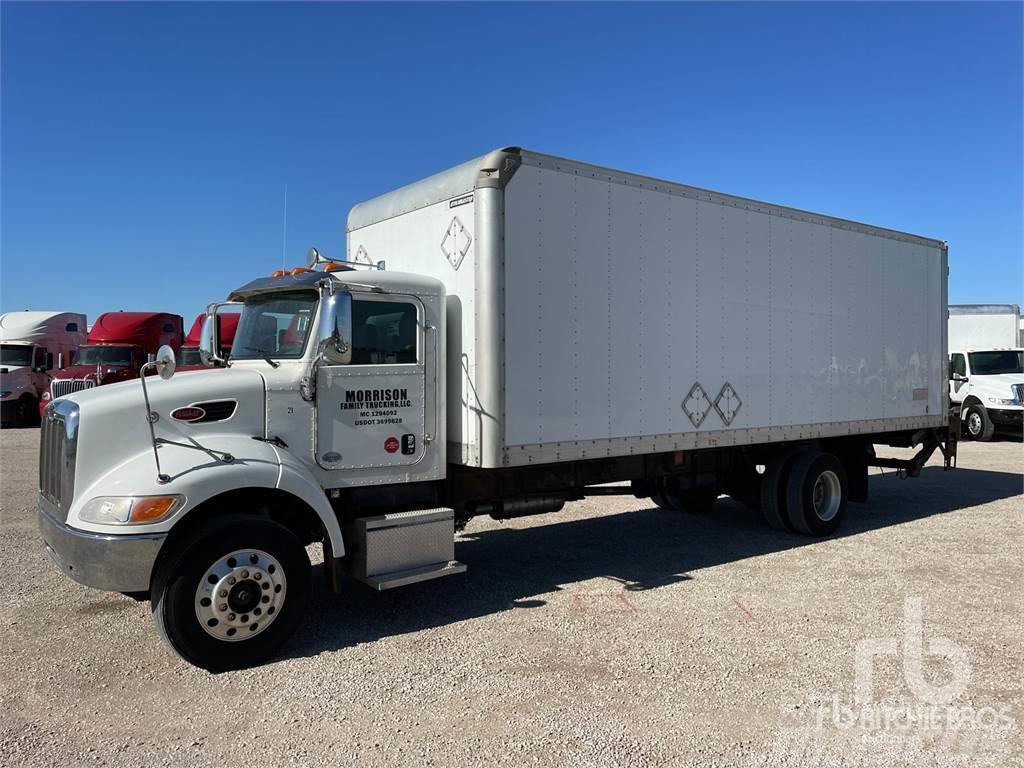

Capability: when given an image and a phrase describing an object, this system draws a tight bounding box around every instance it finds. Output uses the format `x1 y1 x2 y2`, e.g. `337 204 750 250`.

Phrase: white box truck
948 304 1023 440
38 148 955 670
1 311 87 426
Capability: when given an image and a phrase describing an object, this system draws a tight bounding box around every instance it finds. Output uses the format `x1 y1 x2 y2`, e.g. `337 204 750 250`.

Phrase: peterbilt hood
62 368 267 497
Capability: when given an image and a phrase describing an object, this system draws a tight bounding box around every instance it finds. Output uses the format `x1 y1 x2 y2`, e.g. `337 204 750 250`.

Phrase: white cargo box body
948 304 1021 350
348 148 948 469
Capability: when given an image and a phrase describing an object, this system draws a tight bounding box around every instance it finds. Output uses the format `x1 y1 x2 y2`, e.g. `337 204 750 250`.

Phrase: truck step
359 560 467 591
350 507 465 590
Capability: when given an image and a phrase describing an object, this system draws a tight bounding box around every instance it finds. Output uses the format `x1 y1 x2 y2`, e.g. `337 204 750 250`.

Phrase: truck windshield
968 350 1024 375
0 344 33 367
76 345 136 366
232 292 316 360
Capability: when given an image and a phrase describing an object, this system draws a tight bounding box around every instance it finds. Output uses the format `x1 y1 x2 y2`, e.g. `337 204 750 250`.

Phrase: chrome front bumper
38 498 166 593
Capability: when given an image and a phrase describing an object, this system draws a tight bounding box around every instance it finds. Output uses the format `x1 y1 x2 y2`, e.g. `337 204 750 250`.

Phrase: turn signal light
130 496 179 523
289 267 312 276
271 269 286 277
323 262 352 272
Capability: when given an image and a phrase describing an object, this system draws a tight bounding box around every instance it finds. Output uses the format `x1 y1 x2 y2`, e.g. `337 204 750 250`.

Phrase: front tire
151 516 311 672
964 404 995 442
15 395 38 427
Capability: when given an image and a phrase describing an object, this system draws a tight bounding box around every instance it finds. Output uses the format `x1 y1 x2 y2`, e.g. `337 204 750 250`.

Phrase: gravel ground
0 427 1021 767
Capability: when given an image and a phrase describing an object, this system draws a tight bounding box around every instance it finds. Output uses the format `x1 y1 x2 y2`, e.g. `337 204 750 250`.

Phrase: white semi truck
38 148 955 670
948 305 1023 440
1 311 87 426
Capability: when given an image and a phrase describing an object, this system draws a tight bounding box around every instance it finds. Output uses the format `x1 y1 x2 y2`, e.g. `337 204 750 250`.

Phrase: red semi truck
40 312 183 413
177 313 239 370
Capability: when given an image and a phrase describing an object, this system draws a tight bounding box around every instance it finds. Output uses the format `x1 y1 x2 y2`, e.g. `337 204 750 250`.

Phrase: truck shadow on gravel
283 465 1022 662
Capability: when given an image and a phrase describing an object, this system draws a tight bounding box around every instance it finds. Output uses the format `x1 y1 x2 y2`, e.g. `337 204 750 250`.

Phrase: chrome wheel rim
967 412 982 436
195 549 286 642
812 470 842 522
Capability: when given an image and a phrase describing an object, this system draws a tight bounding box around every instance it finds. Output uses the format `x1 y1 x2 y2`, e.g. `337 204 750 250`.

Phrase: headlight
41 392 51 401
987 398 1018 406
0 391 11 399
79 495 184 525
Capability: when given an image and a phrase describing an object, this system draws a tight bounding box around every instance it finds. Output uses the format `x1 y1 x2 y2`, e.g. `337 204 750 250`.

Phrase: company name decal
341 388 412 410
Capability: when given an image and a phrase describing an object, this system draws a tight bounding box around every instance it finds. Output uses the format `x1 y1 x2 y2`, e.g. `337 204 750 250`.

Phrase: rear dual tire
761 450 847 537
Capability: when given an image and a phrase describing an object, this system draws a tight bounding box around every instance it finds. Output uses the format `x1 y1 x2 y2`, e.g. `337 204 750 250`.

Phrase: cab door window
351 300 419 365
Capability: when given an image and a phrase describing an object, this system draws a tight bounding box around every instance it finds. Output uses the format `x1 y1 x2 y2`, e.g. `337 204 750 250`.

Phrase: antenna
281 184 288 270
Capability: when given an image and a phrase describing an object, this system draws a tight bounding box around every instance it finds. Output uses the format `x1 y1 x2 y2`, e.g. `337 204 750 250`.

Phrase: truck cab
38 263 447 669
949 348 1024 440
0 311 87 426
41 311 183 413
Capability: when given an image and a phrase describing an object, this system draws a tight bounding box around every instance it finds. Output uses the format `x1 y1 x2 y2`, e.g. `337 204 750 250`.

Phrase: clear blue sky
2 2 1021 323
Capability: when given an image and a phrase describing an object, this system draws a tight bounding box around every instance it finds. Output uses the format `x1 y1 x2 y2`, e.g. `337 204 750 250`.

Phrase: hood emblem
171 406 207 422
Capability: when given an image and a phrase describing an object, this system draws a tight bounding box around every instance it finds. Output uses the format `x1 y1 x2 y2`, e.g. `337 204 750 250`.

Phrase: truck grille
50 379 96 399
1014 384 1024 405
39 400 80 519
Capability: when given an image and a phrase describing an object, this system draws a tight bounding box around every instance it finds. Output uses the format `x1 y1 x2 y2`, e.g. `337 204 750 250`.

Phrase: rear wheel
650 493 672 510
760 450 799 531
151 516 311 671
668 487 719 513
964 404 995 442
654 482 719 513
784 452 848 537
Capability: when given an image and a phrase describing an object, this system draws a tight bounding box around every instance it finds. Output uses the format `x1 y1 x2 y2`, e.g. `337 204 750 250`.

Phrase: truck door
315 295 428 472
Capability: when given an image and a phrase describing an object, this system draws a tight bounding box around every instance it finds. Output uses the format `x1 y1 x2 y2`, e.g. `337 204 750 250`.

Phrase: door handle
425 324 437 445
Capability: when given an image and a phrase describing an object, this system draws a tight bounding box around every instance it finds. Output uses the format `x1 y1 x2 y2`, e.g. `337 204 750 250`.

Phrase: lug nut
253 572 262 580
228 576 237 585
218 589 228 598
240 569 249 579
218 603 228 612
228 613 236 621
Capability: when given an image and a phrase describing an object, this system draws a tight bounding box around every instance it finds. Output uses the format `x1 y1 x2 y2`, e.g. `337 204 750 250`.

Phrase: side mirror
316 287 352 365
199 313 222 366
951 373 968 382
153 345 176 380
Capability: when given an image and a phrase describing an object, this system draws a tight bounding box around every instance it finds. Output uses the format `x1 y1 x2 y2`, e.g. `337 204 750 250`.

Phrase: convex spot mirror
154 345 176 380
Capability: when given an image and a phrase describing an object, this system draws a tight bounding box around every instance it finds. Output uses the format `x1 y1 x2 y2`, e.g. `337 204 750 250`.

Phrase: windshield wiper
235 346 281 368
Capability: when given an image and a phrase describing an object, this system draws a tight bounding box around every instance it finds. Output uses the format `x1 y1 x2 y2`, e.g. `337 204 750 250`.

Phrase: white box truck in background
38 148 955 670
0 311 87 426
949 304 1021 350
948 304 1023 440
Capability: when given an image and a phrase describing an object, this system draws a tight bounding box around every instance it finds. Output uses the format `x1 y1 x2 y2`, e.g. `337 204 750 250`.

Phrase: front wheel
15 395 38 427
964 404 995 442
151 516 311 671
